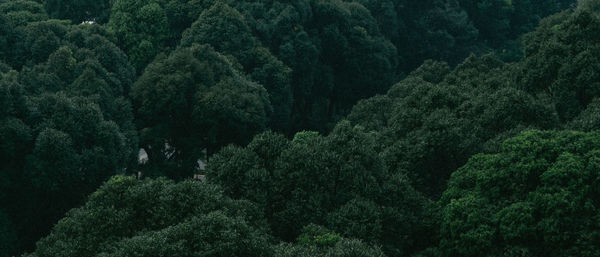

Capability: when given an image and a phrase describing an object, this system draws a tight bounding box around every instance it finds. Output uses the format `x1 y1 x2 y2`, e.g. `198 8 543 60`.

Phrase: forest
1 0 600 256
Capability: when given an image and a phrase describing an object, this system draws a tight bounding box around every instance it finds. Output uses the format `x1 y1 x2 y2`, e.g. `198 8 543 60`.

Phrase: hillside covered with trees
2 0 600 256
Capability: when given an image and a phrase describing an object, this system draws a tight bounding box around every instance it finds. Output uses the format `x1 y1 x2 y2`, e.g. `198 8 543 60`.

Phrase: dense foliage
25 176 387 257
23 176 274 257
0 5 137 253
348 55 558 196
132 44 271 178
435 130 600 256
207 124 438 256
2 0 599 257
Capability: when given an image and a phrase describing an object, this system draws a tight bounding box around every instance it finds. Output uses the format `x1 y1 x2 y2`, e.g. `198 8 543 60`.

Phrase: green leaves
133 44 271 178
0 17 137 254
108 0 170 71
0 0 48 27
518 7 600 121
26 176 273 257
1 1 594 256
27 128 78 191
44 0 113 23
208 122 435 256
181 2 293 131
438 130 600 257
99 211 273 257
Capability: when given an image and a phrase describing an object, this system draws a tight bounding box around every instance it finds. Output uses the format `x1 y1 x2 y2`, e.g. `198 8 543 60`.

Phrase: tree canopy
348 55 558 196
24 175 274 257
207 122 439 256
517 5 600 121
132 44 271 178
433 130 600 256
0 13 136 255
3 0 599 256
26 176 389 257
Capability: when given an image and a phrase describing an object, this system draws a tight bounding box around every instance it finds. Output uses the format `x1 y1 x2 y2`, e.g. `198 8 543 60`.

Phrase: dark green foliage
0 210 17 257
0 86 131 253
110 0 399 132
132 44 271 178
97 212 272 257
25 176 273 257
437 130 600 256
180 2 256 65
276 239 387 257
326 198 382 244
358 0 479 68
358 0 576 66
181 2 293 132
268 0 398 131
0 2 42 68
208 122 438 257
458 0 513 43
107 0 218 71
0 17 137 254
26 93 129 189
276 225 386 257
456 0 576 56
1 0 592 256
348 55 558 196
0 0 48 27
43 0 113 23
11 92 130 253
108 0 170 71
105 0 574 133
568 98 600 131
578 0 600 12
297 224 343 247
517 6 600 121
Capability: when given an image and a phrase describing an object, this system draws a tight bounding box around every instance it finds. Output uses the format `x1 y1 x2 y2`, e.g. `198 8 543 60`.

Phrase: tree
458 0 513 44
357 0 479 68
132 44 271 178
348 55 558 196
25 176 274 257
18 93 130 250
107 0 219 72
437 130 600 256
0 71 30 254
107 0 170 71
207 122 438 257
578 0 600 12
43 0 113 23
0 0 48 27
0 19 137 254
275 224 387 257
181 2 293 132
568 98 600 131
517 6 600 121
224 0 398 132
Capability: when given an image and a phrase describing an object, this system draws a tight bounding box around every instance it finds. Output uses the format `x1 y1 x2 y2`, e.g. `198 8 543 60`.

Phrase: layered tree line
2 0 600 257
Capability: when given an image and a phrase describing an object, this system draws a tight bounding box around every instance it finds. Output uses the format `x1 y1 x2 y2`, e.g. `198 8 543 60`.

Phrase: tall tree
107 0 170 71
107 0 218 72
132 44 271 178
517 5 600 121
181 2 293 132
